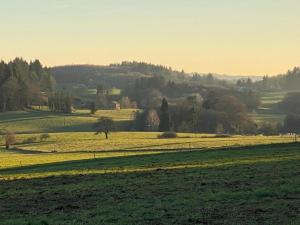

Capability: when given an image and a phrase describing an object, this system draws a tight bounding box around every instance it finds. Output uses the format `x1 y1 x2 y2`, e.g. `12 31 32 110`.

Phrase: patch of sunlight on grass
1 153 298 180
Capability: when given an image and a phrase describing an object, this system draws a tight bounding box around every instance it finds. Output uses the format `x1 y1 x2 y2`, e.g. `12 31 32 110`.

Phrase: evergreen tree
90 102 97 114
0 58 54 112
159 98 171 132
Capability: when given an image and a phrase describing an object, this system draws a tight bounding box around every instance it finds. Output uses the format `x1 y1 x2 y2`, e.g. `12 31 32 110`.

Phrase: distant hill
52 61 274 91
214 74 263 82
51 62 188 89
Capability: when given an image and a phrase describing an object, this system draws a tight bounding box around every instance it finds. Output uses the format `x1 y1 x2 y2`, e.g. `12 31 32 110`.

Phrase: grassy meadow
250 91 287 124
0 109 137 134
0 143 299 225
0 132 297 170
0 109 299 225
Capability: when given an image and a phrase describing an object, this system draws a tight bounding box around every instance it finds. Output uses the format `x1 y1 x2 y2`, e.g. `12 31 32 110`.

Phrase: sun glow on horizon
1 0 300 76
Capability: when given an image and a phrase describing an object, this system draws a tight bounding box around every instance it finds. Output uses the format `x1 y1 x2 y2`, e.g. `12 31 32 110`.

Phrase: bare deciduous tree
95 117 114 139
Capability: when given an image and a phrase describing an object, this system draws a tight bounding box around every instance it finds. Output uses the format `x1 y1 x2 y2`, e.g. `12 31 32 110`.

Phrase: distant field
84 88 121 96
250 113 286 124
260 91 287 106
251 91 287 124
0 143 299 224
73 88 122 103
0 109 137 134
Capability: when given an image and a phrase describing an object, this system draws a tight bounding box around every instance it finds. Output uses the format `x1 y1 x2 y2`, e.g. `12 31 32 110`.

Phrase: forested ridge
51 61 230 89
53 61 300 92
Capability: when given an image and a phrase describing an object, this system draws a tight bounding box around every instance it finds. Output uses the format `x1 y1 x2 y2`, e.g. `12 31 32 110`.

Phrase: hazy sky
1 0 300 75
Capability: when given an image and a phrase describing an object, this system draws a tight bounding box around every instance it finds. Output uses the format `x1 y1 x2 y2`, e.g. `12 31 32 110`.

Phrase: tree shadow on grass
120 137 272 151
5 147 46 155
1 142 299 177
47 121 130 133
1 160 298 225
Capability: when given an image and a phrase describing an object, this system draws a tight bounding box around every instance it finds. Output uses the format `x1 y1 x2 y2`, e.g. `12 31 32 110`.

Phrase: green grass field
0 110 299 225
0 109 137 134
0 132 297 170
260 91 287 107
251 91 287 124
71 88 122 103
0 143 299 225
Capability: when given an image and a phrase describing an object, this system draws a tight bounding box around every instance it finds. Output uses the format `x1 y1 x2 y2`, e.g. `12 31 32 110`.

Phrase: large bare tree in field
95 117 114 139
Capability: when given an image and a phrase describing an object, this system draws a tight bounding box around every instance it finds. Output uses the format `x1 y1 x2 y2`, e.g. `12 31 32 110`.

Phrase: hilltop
51 62 189 89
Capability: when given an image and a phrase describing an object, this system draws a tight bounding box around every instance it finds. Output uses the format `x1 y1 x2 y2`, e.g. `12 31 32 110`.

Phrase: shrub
40 133 51 142
158 131 177 139
5 132 16 149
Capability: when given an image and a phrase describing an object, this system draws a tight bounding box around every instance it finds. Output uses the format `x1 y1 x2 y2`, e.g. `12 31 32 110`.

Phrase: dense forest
0 58 54 112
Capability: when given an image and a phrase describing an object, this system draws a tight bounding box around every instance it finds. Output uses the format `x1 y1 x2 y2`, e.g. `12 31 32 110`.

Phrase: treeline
109 61 186 80
191 73 230 87
236 67 300 91
0 58 54 112
48 92 72 113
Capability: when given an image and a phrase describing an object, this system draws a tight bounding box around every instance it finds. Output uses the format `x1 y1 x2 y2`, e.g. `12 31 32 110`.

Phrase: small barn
110 101 121 110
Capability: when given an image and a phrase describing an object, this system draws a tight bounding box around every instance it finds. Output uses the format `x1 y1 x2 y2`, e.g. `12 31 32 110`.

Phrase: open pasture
0 143 299 225
0 109 137 134
0 108 299 225
0 132 297 170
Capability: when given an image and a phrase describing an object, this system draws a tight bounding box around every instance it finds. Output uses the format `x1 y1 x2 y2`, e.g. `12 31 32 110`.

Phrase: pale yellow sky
1 0 300 76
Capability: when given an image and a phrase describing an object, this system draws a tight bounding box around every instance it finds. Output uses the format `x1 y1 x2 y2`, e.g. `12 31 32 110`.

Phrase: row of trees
236 67 300 91
261 67 300 90
0 58 54 112
48 92 72 113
